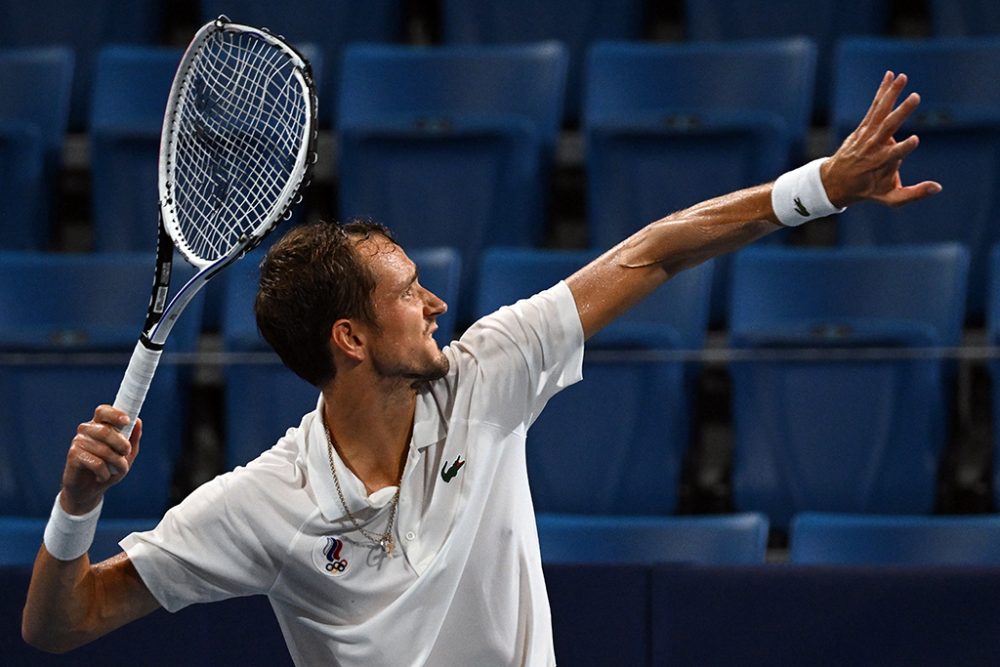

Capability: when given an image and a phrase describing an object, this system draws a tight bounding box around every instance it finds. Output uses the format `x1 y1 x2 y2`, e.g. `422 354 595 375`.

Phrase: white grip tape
113 340 162 439
771 157 846 227
43 493 103 561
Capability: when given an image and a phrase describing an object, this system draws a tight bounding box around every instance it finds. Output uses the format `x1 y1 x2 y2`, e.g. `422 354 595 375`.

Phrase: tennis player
24 72 939 665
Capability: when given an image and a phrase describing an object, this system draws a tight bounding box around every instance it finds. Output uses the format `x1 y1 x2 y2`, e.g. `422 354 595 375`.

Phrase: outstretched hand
60 405 141 515
821 71 942 209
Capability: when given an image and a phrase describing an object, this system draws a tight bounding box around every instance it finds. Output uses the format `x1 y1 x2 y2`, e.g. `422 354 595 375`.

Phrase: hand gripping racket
113 16 317 439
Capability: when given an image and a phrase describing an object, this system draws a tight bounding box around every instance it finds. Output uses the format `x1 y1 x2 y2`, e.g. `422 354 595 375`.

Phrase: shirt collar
306 390 446 524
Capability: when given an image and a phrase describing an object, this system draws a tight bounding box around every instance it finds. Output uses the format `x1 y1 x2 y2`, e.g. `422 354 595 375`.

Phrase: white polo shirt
121 281 584 666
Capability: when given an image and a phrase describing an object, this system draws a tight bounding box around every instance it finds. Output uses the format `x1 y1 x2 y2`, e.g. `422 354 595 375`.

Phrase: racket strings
168 29 309 262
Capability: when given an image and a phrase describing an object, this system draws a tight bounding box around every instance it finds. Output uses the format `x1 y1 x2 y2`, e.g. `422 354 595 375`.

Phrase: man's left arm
567 71 942 340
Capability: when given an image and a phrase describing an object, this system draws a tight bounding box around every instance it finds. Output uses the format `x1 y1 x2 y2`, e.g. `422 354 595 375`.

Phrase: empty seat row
538 511 1000 566
0 242 989 527
5 510 1000 568
6 36 1000 327
5 0 996 129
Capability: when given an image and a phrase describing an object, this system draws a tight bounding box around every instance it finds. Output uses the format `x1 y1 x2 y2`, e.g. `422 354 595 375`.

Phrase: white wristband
771 157 846 227
43 493 103 561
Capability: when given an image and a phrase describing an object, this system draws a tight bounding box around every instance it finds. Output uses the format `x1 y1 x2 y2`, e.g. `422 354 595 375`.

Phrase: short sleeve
446 281 584 431
121 444 300 612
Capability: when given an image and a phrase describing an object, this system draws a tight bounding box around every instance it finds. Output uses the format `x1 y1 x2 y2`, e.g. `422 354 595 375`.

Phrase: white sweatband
43 493 103 561
771 157 846 227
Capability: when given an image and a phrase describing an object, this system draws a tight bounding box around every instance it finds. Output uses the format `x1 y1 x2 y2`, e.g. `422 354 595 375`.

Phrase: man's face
356 235 450 383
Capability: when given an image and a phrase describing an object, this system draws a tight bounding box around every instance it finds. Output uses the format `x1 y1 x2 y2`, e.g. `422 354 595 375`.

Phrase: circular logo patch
313 535 350 576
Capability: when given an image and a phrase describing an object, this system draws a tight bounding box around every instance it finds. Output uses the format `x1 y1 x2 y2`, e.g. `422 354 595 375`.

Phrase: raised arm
22 406 160 653
567 71 942 339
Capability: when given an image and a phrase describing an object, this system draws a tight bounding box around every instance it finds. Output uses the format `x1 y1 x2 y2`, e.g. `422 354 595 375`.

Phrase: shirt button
405 531 416 541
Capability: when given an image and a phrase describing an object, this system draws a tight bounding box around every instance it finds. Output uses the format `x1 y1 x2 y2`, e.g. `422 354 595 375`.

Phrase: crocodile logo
441 456 466 483
793 196 811 217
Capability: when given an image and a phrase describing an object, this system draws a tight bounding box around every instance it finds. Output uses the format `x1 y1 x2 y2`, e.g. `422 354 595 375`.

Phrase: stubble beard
372 346 451 387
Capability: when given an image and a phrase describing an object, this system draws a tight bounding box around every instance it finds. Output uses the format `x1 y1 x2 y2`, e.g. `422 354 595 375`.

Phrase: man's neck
321 378 416 494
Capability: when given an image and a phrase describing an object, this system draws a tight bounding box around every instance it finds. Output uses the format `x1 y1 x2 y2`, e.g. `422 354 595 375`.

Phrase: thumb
126 418 142 466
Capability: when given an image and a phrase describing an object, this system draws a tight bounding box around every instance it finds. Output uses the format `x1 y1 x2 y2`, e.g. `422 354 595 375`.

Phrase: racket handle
113 340 162 439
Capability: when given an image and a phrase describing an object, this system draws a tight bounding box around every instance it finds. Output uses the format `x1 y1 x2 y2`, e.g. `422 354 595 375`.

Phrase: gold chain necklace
322 420 402 557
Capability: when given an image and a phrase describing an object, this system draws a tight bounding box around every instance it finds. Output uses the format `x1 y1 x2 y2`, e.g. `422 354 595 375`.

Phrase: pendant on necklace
381 538 395 558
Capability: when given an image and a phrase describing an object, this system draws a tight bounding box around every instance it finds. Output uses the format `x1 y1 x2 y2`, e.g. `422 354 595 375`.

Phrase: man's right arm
21 406 161 653
22 549 160 652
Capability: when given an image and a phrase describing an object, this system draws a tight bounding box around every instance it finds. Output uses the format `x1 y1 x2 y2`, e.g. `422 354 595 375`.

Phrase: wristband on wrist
771 157 846 227
43 493 103 561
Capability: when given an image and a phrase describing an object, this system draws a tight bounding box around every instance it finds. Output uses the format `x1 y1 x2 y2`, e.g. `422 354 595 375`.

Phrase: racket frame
113 16 318 438
148 16 318 348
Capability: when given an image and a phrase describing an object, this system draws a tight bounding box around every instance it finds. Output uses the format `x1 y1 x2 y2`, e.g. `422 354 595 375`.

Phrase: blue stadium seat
476 248 712 514
199 0 396 127
683 0 891 117
222 244 461 469
729 244 969 528
439 0 645 123
0 516 157 566
584 39 815 324
537 513 769 564
89 46 181 252
0 48 73 250
338 43 567 322
0 252 202 518
928 0 1000 36
832 36 1000 321
0 0 163 130
789 512 1000 565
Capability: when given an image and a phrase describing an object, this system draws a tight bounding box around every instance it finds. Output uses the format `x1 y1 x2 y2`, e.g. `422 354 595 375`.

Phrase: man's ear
330 319 366 362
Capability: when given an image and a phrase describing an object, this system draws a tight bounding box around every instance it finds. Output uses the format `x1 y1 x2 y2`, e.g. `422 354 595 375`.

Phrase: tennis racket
113 16 317 440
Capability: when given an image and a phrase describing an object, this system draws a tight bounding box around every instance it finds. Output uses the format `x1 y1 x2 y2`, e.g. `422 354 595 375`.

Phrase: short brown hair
255 219 395 387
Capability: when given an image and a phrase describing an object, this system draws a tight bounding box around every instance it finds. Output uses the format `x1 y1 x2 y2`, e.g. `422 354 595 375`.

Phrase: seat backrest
831 37 1000 319
0 0 162 130
439 0 645 123
789 512 1000 564
340 43 568 150
683 0 890 116
730 244 969 348
832 37 1000 134
0 252 201 517
536 512 769 564
728 245 969 527
0 48 75 159
585 39 817 156
89 46 182 251
0 47 74 249
90 46 179 132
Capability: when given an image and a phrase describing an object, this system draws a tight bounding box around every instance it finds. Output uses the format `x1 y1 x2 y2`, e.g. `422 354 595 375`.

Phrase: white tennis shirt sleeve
120 437 305 611
446 280 585 433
